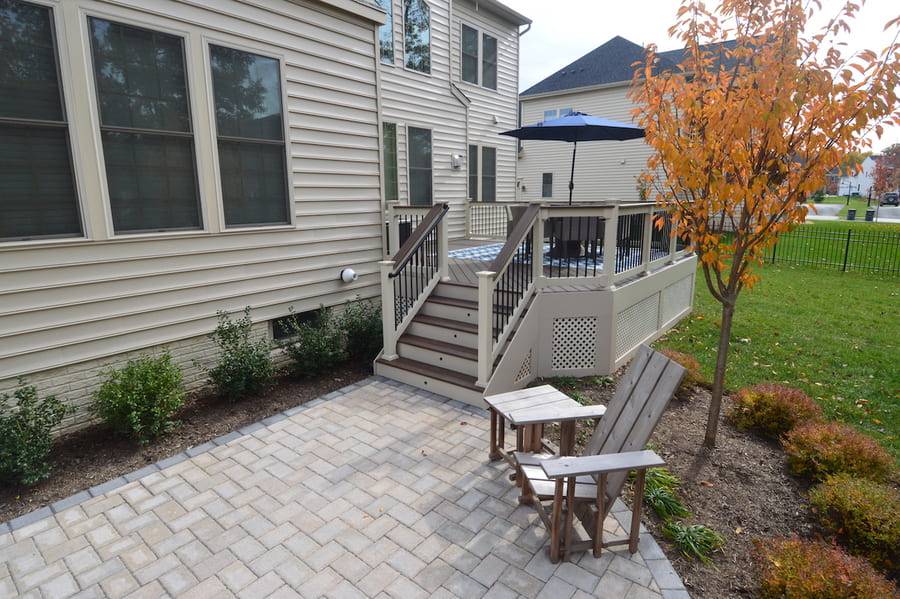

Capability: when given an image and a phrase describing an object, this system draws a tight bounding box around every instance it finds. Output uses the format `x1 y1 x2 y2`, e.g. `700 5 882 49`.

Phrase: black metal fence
768 227 900 276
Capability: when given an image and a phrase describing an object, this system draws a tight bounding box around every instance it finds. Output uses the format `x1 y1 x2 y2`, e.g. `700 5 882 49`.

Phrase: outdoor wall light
340 268 358 283
451 154 462 169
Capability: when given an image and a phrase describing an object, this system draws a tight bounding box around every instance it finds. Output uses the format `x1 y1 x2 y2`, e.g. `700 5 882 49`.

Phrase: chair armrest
539 450 664 479
507 404 606 426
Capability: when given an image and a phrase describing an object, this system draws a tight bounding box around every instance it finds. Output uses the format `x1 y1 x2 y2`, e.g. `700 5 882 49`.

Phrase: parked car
880 192 899 206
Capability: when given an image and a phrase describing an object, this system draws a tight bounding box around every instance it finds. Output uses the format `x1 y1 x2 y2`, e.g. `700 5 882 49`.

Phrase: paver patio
0 377 688 598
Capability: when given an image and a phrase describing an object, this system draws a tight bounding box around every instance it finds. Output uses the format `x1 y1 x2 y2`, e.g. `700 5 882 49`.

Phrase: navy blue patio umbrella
500 111 644 205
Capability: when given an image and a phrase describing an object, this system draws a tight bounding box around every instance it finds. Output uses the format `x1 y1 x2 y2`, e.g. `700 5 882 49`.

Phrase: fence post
771 241 778 264
842 228 852 272
380 261 398 360
476 271 496 388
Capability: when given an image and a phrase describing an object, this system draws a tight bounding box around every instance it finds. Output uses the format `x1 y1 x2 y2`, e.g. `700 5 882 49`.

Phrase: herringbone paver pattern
0 378 688 598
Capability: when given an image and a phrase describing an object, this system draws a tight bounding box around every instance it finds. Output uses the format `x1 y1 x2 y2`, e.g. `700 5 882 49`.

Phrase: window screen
407 126 432 206
89 17 200 233
468 144 478 201
482 146 496 202
482 34 497 90
542 173 553 198
383 122 398 202
0 0 81 241
210 45 289 227
461 25 478 84
404 0 430 73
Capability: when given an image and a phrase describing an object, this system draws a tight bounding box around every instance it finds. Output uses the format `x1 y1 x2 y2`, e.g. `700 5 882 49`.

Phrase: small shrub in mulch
285 306 347 377
663 521 725 564
0 382 70 486
754 538 897 599
809 474 900 576
92 353 185 444
782 421 894 482
341 298 383 362
659 349 705 398
207 308 275 401
728 383 823 438
643 467 690 520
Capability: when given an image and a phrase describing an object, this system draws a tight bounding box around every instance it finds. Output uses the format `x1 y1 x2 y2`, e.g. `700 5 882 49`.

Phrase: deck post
438 209 450 281
668 214 677 264
464 198 472 240
379 260 398 360
387 202 400 256
476 271 495 387
602 205 619 288
641 209 653 275
532 211 544 285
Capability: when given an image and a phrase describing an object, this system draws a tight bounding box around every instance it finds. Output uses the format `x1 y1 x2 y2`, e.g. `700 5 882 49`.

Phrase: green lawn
659 265 899 457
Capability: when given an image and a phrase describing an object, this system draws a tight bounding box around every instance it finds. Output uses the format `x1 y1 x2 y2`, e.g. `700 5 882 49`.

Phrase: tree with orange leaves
873 143 899 195
630 0 899 448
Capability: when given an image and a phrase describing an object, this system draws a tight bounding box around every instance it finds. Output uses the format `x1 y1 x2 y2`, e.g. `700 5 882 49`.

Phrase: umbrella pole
568 141 577 205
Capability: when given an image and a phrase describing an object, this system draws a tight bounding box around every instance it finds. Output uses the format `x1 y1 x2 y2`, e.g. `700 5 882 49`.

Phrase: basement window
271 311 317 341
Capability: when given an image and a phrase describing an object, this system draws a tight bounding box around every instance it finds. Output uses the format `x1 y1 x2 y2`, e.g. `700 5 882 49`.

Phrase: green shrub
93 354 184 443
285 306 346 377
729 383 823 438
208 308 274 400
809 474 899 575
782 421 893 482
642 467 690 520
662 521 724 563
659 349 705 397
755 538 897 599
0 382 69 485
341 298 382 361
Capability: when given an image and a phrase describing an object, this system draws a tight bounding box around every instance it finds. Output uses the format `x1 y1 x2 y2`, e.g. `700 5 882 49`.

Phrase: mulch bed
0 363 370 525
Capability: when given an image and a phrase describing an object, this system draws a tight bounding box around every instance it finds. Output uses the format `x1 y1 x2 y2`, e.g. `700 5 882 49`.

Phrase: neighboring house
375 0 530 238
517 36 734 203
0 0 387 432
837 155 877 197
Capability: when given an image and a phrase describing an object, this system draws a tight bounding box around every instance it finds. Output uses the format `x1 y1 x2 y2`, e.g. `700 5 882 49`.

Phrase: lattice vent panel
615 294 660 360
552 317 597 370
660 276 693 325
515 349 533 383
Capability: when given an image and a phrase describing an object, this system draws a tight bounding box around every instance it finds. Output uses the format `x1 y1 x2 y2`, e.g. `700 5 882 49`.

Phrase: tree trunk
704 300 736 448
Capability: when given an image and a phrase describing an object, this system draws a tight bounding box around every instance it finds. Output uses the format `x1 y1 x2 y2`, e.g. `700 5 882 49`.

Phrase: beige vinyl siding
0 0 383 382
451 0 519 203
518 84 651 202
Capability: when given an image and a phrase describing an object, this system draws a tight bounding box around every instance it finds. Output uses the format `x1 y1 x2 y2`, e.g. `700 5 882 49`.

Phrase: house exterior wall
837 155 877 197
0 0 384 431
378 0 522 239
517 84 651 203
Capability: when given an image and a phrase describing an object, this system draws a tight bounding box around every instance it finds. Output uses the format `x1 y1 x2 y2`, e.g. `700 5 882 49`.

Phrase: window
210 45 289 227
383 122 398 202
461 24 478 84
482 34 497 90
271 311 316 341
376 0 394 63
481 146 496 202
559 107 573 117
468 144 478 201
89 17 200 233
543 109 557 121
542 173 553 198
1 0 81 241
407 126 432 205
404 0 430 74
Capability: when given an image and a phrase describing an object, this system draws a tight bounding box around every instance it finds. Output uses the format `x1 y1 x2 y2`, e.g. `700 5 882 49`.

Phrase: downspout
516 24 530 200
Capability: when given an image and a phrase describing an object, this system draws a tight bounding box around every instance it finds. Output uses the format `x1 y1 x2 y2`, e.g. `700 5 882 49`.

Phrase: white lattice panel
515 349 533 383
552 317 597 370
615 294 660 360
660 276 693 325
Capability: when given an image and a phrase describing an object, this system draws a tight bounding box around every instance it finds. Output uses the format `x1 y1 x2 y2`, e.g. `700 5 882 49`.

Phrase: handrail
389 203 448 278
488 204 540 275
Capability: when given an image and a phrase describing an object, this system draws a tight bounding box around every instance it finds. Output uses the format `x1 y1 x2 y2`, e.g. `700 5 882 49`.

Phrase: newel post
438 209 450 281
668 215 678 264
476 271 495 387
532 211 544 285
602 205 619 288
641 209 653 275
387 202 400 257
379 260 398 360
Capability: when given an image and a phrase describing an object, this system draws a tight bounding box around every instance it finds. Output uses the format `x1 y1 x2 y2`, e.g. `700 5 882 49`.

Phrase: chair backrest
584 345 685 508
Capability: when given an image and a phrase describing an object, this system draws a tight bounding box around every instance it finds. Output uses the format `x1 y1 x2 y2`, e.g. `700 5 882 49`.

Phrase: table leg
489 409 501 462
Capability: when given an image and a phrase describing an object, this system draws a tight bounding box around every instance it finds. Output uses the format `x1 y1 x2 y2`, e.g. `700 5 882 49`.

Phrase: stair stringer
483 292 542 397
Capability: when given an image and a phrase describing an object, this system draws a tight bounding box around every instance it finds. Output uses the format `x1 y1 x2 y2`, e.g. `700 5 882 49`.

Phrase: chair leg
550 479 564 563
489 409 501 461
629 469 646 554
594 473 607 557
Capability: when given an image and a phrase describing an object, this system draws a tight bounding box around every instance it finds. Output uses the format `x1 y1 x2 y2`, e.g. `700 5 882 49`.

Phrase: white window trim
405 124 433 206
459 21 498 91
402 0 432 77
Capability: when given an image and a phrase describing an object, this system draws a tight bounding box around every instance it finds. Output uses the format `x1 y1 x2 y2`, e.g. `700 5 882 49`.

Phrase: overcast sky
503 0 900 152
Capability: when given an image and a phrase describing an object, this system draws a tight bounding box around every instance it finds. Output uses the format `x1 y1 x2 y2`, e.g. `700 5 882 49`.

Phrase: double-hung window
542 173 553 198
376 0 394 64
1 0 81 241
461 25 478 84
89 17 200 234
481 147 496 202
481 34 497 90
467 144 478 201
407 126 432 205
210 45 289 227
460 24 497 90
404 0 430 74
383 122 399 202
543 109 557 121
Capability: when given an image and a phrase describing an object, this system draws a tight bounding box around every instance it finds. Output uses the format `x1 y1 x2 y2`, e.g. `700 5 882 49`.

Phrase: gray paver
0 378 683 598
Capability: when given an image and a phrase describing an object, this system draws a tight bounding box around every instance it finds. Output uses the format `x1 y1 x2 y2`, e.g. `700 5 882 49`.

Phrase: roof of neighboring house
521 36 737 98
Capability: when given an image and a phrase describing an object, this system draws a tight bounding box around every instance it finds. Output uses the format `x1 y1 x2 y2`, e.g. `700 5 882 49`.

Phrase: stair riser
408 321 478 347
420 301 478 324
374 361 485 407
435 283 478 302
397 343 477 377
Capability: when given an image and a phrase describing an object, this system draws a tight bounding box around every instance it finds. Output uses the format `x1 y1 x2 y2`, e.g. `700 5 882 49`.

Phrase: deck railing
385 203 433 256
467 201 531 239
379 203 449 360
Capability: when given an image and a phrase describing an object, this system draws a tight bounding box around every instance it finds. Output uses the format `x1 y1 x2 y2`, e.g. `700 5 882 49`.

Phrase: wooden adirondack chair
514 345 685 562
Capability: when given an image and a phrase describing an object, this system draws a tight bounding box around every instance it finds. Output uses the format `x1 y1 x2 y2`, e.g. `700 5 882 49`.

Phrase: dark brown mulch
0 363 370 525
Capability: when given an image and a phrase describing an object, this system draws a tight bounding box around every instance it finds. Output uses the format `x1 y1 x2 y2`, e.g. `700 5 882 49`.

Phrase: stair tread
400 335 477 361
427 295 477 310
412 314 478 334
377 357 481 391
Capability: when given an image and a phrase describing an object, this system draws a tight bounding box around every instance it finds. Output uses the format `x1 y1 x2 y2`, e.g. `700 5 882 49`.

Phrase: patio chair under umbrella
500 111 645 205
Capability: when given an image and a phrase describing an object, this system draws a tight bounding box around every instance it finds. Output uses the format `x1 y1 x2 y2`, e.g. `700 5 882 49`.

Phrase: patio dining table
484 385 606 470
